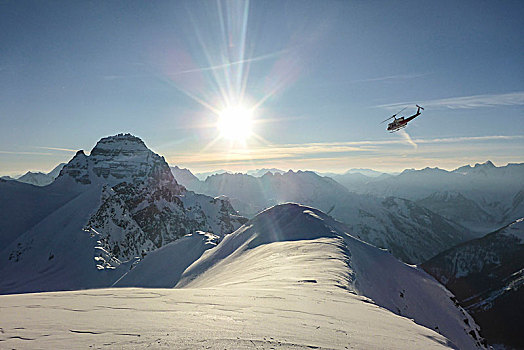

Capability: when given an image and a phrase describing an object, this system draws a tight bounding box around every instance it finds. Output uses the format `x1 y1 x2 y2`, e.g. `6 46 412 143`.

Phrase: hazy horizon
2 137 519 178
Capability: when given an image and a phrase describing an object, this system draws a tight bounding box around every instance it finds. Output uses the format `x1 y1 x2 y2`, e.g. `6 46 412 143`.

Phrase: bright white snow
0 203 486 349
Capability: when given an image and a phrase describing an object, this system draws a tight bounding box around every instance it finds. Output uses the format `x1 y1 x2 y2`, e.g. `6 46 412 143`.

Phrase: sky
1 0 523 176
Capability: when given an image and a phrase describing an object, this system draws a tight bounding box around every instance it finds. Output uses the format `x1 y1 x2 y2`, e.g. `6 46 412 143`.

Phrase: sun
216 105 254 141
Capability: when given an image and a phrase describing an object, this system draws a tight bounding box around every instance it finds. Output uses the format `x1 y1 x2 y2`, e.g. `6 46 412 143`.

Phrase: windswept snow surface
0 286 454 350
0 203 485 349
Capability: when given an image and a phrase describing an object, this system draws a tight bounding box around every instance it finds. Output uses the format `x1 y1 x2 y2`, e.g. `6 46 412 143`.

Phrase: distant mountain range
191 167 391 181
332 161 524 233
1 163 66 186
171 167 474 264
171 161 523 234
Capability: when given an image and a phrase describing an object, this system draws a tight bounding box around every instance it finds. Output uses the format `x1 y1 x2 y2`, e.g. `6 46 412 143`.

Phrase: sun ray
185 6 231 106
235 1 250 100
250 132 272 146
200 135 223 153
159 75 221 115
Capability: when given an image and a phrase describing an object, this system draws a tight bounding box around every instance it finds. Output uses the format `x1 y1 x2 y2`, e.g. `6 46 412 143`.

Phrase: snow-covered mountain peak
90 133 149 156
247 203 343 243
245 168 285 177
343 168 385 177
0 133 247 294
58 149 91 184
402 166 449 176
453 160 497 175
475 160 495 168
58 133 178 187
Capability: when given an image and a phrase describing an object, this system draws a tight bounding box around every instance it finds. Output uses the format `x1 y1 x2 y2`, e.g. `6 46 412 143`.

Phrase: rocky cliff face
8 133 246 272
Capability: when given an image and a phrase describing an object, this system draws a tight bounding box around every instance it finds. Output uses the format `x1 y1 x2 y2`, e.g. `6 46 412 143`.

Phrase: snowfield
0 286 453 350
0 204 484 349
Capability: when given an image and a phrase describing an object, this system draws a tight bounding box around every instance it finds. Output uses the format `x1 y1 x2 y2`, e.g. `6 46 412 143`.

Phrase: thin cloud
379 91 524 110
171 48 291 76
276 135 524 148
353 73 429 83
35 146 78 153
415 135 524 144
102 49 290 81
168 134 523 166
36 146 78 152
0 151 53 156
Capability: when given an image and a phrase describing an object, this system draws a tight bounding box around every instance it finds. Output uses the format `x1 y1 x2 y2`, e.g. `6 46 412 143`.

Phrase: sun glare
217 105 254 141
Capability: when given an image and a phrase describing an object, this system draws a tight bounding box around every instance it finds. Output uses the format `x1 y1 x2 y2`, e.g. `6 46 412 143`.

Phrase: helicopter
381 105 424 132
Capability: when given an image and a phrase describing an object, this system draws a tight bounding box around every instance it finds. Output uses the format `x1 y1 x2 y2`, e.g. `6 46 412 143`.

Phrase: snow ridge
175 203 485 350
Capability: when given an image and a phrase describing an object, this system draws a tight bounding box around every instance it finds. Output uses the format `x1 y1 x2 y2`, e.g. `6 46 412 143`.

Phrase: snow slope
0 184 126 293
170 165 202 192
416 191 498 232
0 203 485 349
113 231 220 288
0 177 83 248
0 286 457 349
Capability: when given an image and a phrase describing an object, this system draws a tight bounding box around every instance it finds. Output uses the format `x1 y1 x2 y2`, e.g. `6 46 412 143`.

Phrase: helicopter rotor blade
380 116 395 124
380 106 407 124
394 106 407 116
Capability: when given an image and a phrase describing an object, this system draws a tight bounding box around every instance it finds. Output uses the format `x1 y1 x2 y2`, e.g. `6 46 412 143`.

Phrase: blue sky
1 0 523 175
